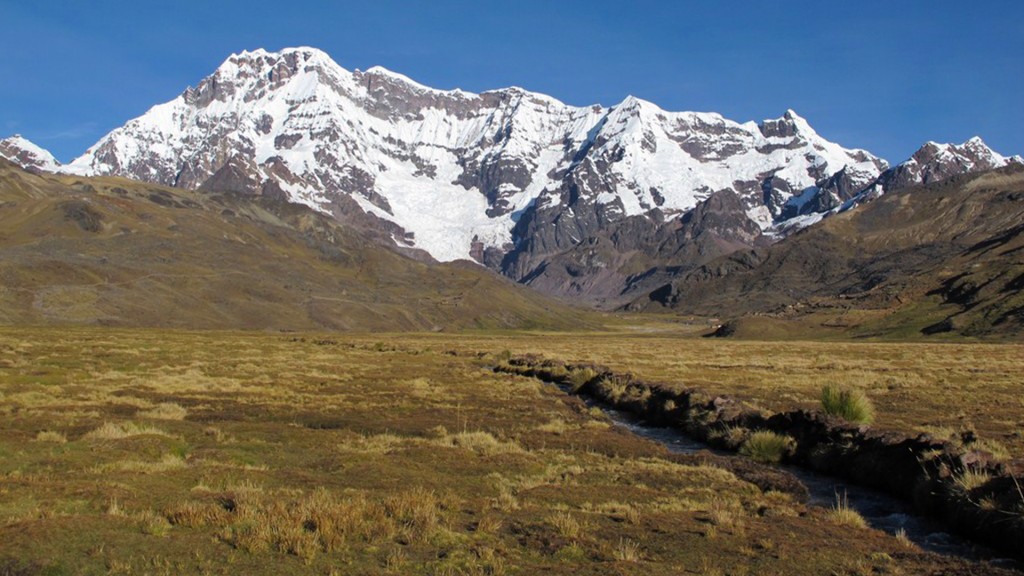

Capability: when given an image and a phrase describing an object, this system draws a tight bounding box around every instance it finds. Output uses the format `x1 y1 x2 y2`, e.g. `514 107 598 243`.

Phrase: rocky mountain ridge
632 165 1024 338
4 47 1020 304
0 135 62 173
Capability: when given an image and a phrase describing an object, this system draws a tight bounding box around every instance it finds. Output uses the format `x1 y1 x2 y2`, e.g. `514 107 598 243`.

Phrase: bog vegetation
0 327 1020 575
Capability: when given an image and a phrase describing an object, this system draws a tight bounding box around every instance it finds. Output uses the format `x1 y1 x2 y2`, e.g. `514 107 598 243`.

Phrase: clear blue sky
2 0 1021 164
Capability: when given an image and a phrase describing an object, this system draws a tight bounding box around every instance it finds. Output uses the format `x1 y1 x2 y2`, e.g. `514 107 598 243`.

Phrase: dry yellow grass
34 430 67 443
439 430 525 455
0 326 1008 575
826 492 868 529
953 468 992 493
83 421 175 441
416 333 1024 458
92 454 188 474
140 402 188 420
547 511 582 539
613 537 642 562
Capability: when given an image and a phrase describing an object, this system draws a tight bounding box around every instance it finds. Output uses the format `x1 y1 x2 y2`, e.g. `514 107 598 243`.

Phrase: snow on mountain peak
781 109 816 136
802 136 1023 232
361 66 473 98
228 46 334 65
906 136 1015 175
60 46 890 263
0 135 61 172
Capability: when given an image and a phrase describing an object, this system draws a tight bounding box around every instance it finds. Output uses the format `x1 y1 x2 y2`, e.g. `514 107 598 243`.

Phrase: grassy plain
0 326 1017 575
423 329 1024 459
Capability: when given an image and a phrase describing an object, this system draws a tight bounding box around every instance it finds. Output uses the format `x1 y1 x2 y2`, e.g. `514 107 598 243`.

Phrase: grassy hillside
0 160 591 331
633 166 1024 339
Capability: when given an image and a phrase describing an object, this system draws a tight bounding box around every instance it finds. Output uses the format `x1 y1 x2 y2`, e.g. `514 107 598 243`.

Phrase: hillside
0 159 590 331
632 165 1024 339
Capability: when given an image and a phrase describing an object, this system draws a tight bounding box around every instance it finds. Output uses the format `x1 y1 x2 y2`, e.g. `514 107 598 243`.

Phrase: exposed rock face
634 165 1024 338
867 137 1022 195
779 166 865 219
507 188 775 304
0 135 61 173
9 47 1018 304
48 47 891 301
783 137 1023 226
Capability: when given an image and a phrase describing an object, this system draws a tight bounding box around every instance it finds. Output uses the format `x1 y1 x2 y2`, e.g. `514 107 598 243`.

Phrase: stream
590 401 1018 568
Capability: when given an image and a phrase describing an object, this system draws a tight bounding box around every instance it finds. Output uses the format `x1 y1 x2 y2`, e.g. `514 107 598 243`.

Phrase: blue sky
2 0 1021 163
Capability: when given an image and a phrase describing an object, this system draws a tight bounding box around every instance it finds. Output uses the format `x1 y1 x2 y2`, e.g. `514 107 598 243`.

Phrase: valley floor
0 327 1019 575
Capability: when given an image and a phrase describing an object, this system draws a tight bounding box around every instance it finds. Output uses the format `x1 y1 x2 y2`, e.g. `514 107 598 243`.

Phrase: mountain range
1 46 1021 327
631 164 1024 339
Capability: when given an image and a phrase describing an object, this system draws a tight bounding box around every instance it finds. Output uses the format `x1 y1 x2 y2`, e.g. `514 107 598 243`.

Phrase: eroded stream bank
496 355 1024 566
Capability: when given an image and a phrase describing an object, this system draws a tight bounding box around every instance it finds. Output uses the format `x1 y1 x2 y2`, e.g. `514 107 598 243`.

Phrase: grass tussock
212 486 451 561
474 515 503 535
34 430 67 443
593 376 651 407
953 468 992 493
384 487 445 541
492 487 520 512
140 402 188 420
706 498 745 532
821 386 875 425
973 438 1011 460
613 538 642 562
567 367 598 392
94 454 188 474
83 421 174 441
439 431 525 456
106 498 127 517
826 492 867 528
547 511 582 540
136 510 172 537
342 432 412 454
165 501 231 528
536 419 570 435
894 527 915 549
739 431 794 464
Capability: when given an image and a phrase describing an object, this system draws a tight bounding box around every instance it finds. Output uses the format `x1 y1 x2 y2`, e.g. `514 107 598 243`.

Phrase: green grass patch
821 385 875 425
739 431 795 464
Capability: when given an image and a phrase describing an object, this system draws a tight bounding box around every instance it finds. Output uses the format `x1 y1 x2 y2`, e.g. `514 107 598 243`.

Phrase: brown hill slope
0 160 590 331
632 165 1024 339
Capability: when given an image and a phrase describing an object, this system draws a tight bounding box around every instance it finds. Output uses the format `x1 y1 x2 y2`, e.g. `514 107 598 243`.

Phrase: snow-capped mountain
0 135 61 173
775 136 1023 233
60 47 884 264
6 46 1017 303
867 137 1022 194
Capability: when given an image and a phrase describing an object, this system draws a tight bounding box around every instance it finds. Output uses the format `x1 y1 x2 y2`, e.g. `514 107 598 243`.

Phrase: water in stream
598 405 1016 567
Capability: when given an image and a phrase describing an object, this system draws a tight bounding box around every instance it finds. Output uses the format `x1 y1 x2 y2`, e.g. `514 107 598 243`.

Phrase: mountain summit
0 135 62 173
59 49 879 254
7 47 1019 303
